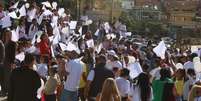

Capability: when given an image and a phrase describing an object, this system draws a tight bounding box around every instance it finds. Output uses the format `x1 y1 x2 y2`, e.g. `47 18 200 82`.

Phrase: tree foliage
119 11 167 37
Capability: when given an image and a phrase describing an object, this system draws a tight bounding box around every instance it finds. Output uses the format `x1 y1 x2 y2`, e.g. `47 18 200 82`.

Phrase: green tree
119 11 167 36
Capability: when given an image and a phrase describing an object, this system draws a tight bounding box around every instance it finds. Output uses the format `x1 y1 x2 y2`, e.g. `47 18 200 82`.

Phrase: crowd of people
1 0 201 101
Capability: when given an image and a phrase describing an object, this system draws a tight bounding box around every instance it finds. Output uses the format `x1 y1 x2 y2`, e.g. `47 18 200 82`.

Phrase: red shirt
39 40 51 56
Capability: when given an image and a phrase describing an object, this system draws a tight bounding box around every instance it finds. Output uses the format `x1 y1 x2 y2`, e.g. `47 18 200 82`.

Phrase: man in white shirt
61 50 83 101
36 56 48 80
28 19 38 39
116 68 130 101
183 53 197 71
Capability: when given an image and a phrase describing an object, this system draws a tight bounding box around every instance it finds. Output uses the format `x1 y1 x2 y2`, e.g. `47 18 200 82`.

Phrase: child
44 62 60 101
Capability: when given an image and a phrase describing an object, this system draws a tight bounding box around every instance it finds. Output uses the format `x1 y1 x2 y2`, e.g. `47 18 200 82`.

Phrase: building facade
163 0 199 28
121 0 135 10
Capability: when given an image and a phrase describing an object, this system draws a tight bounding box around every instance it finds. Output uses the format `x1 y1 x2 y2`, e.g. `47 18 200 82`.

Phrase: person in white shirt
150 59 162 81
183 53 198 71
36 56 48 81
61 50 83 101
28 19 38 39
116 68 130 101
106 50 123 77
18 18 27 39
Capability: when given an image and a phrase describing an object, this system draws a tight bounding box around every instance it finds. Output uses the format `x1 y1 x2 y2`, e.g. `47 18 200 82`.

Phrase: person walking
85 55 114 101
60 50 83 101
116 68 130 101
8 53 41 101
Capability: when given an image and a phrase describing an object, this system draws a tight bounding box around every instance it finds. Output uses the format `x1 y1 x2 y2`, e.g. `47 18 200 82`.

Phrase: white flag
52 27 61 45
94 29 100 36
58 8 65 17
8 11 19 19
86 39 94 48
95 43 103 54
104 22 110 33
42 1 52 8
11 28 19 42
1 16 12 28
15 52 25 62
127 62 143 79
19 5 26 17
59 43 68 51
9 1 19 9
69 21 77 30
153 41 167 59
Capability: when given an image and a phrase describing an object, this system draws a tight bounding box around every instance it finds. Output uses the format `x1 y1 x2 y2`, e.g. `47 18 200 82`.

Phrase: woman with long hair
130 72 152 101
97 78 121 101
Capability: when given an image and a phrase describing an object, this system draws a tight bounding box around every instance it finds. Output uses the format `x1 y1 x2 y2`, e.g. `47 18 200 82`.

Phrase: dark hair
190 53 198 61
137 72 151 101
120 68 130 77
98 55 106 64
82 49 93 64
40 33 47 40
50 62 58 74
187 68 195 76
160 68 171 80
51 62 57 66
23 53 35 66
56 54 64 59
177 68 185 78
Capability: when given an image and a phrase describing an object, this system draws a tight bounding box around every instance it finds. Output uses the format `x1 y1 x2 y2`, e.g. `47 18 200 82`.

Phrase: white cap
175 63 183 69
108 50 118 58
112 61 122 69
193 57 200 63
51 65 58 68
42 1 52 8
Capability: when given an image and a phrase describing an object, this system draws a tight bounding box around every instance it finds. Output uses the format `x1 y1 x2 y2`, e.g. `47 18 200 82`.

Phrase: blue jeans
60 89 78 101
176 96 182 101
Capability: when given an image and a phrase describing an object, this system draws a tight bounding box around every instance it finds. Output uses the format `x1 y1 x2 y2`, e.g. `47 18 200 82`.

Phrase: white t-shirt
64 59 83 91
37 63 48 78
0 11 5 26
115 77 130 97
150 67 161 81
184 61 194 70
28 24 38 39
27 9 37 22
